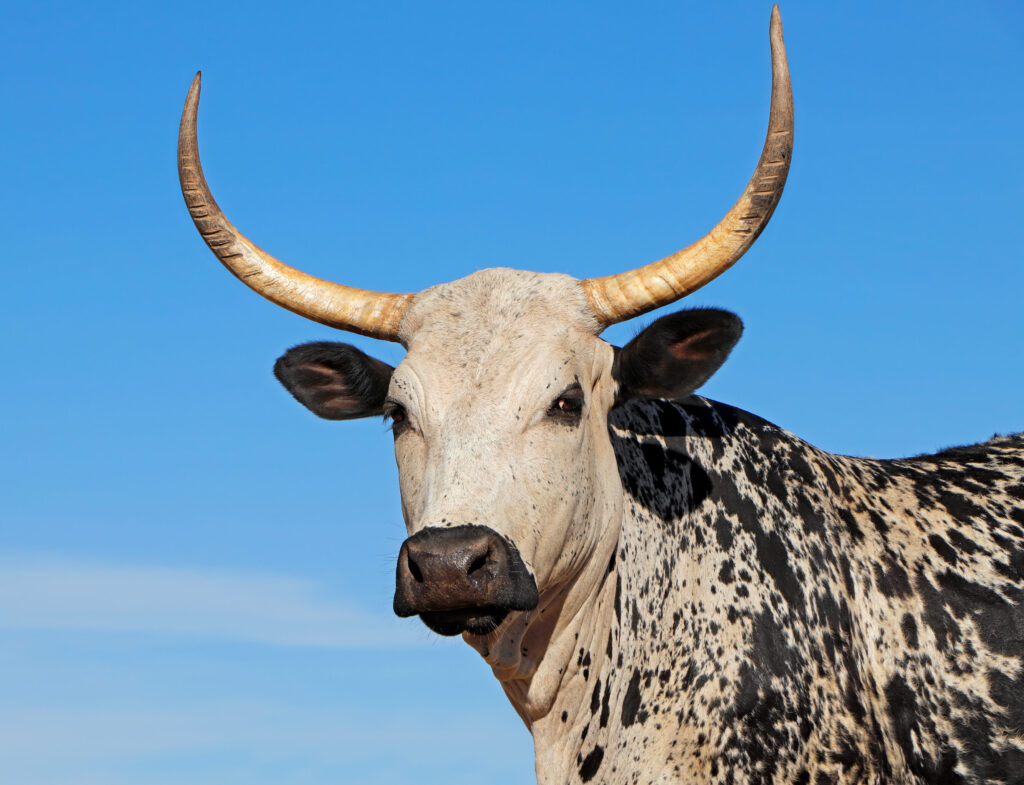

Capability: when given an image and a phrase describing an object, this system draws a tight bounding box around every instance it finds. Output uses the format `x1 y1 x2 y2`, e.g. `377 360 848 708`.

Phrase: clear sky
2 2 1022 784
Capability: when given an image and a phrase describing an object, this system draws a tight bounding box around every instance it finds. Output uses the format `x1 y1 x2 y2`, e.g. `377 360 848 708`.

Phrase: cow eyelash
382 401 409 431
547 384 584 423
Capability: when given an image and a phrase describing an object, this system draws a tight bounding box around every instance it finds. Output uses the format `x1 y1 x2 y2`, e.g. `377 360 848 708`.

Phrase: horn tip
769 5 786 56
184 72 202 116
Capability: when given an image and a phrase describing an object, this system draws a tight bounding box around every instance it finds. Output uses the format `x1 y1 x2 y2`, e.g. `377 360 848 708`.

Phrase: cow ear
612 308 743 402
274 342 395 420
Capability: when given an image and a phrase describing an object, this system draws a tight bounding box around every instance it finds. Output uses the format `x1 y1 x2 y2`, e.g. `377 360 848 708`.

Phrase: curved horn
582 5 793 327
178 73 412 341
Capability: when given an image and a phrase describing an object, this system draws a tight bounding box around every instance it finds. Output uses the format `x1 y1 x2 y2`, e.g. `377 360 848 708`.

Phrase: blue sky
2 2 1022 783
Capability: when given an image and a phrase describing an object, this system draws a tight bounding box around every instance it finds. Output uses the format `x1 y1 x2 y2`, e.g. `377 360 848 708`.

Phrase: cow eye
383 401 409 433
547 384 584 423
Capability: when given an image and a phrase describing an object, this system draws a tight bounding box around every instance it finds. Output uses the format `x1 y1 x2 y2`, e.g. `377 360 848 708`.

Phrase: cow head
178 11 791 639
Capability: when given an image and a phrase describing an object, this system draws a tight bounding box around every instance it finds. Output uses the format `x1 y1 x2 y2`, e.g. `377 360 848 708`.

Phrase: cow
178 8 1024 785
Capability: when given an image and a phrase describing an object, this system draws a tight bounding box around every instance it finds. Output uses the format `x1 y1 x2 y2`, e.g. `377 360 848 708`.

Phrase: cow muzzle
393 524 539 636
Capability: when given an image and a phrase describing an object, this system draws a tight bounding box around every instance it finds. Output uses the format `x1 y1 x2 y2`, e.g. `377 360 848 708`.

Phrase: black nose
393 524 539 636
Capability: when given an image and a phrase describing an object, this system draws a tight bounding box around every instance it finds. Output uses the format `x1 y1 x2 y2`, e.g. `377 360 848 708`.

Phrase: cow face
275 268 741 638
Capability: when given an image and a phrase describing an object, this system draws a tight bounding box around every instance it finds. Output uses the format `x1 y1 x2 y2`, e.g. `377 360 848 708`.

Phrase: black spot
719 559 735 584
757 611 794 675
916 570 959 652
873 555 912 598
937 488 987 524
901 613 919 649
946 528 981 555
754 529 805 616
766 467 787 503
868 508 890 536
714 515 734 550
579 745 604 782
612 433 711 522
837 507 865 541
929 534 959 565
621 669 643 727
599 680 611 728
839 554 857 596
797 494 826 536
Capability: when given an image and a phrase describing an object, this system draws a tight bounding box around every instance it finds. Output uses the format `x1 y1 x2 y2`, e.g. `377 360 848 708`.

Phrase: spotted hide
556 396 1024 785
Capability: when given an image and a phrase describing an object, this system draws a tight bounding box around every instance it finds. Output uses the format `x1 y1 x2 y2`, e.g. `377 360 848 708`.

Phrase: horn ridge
582 5 794 327
177 72 412 341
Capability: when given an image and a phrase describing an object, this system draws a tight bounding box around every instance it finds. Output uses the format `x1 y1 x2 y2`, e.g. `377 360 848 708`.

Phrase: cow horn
582 5 793 327
178 73 412 341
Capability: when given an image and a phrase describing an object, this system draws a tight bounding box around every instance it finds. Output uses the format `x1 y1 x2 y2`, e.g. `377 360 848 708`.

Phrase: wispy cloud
0 555 421 648
0 701 531 785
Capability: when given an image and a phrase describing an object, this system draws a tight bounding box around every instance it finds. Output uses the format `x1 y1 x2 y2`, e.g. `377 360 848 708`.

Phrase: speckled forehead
398 268 602 351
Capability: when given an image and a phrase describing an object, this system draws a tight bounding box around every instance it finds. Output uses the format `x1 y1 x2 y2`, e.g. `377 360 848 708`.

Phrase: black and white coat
538 396 1024 785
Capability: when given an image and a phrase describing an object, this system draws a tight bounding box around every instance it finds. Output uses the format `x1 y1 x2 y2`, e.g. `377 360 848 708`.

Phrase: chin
418 607 509 637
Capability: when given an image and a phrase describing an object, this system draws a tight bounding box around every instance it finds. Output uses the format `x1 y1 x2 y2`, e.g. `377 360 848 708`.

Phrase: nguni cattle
178 8 1024 785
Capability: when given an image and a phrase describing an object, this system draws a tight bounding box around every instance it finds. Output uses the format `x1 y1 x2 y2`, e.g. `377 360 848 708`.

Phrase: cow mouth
418 606 509 637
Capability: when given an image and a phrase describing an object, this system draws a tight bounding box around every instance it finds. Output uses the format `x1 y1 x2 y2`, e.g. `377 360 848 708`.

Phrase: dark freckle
719 559 735 584
901 613 919 649
928 533 959 564
946 527 981 555
579 745 604 782
561 711 568 723
622 669 643 727
715 515 734 550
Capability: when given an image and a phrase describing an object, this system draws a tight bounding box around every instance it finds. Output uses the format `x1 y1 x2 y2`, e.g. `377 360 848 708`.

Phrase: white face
387 269 622 595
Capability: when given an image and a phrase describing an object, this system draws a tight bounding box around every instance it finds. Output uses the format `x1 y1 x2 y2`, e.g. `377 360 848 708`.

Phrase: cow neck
462 502 623 722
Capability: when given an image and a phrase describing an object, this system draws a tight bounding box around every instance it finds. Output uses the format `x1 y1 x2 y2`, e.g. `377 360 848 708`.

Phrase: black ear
613 308 743 402
273 342 395 420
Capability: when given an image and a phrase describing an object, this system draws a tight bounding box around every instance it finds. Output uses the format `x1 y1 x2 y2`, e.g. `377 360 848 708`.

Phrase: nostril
467 553 488 575
408 555 424 583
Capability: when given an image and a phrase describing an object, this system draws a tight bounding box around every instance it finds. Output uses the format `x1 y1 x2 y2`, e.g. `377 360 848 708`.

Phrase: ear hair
273 342 395 420
613 308 743 403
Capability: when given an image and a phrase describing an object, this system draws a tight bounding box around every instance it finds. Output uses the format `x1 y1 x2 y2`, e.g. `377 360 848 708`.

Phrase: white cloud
0 701 531 785
0 555 422 648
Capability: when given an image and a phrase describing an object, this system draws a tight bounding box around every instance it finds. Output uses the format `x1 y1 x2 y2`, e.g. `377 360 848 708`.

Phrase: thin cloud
0 555 423 648
0 701 529 785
